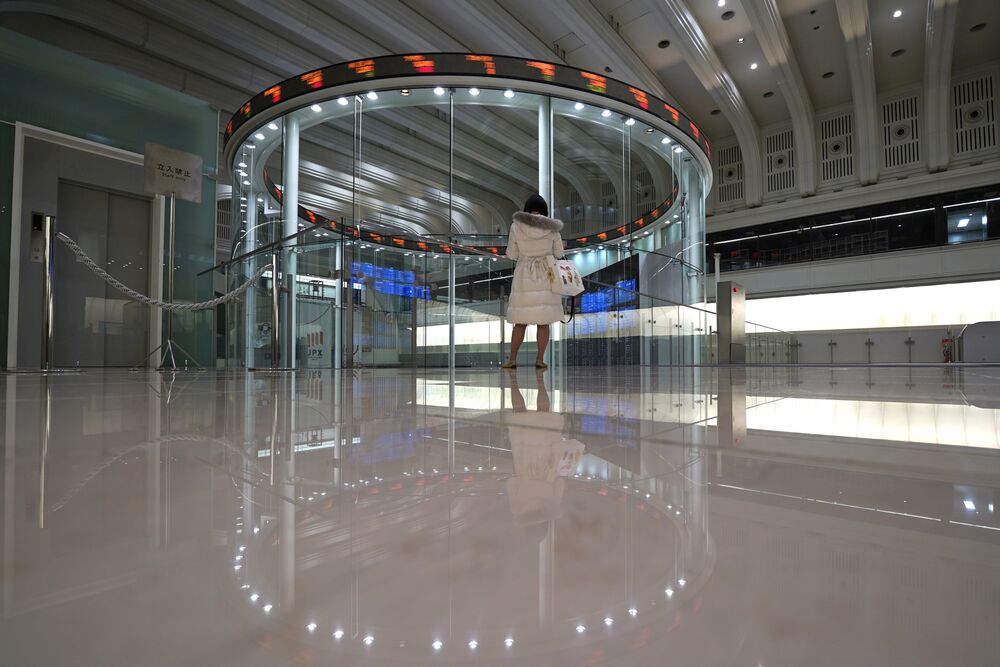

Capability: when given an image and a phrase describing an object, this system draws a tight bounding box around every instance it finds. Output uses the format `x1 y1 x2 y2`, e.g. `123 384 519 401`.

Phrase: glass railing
213 223 799 369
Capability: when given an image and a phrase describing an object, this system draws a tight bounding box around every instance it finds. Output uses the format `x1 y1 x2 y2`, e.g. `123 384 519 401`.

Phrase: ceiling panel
953 0 1000 70
778 0 852 110
870 0 925 91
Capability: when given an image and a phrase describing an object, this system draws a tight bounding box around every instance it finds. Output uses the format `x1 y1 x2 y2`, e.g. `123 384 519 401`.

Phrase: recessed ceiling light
750 62 758 70
433 86 445 96
658 39 670 48
892 9 902 19
645 127 654 133
717 0 726 6
574 102 584 110
432 640 443 650
366 91 378 100
661 137 672 144
337 97 348 105
673 146 683 153
625 118 635 126
469 87 480 96
238 162 247 168
267 122 278 130
601 109 612 117
400 89 410 96
503 89 515 98
737 37 745 44
254 132 265 140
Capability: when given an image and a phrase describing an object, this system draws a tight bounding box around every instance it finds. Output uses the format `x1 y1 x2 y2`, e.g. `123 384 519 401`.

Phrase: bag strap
562 296 576 324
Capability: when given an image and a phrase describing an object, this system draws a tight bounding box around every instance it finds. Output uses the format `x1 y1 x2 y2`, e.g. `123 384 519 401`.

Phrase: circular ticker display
224 52 710 162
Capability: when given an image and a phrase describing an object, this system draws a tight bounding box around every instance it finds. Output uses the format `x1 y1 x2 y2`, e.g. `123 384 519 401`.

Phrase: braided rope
56 232 270 311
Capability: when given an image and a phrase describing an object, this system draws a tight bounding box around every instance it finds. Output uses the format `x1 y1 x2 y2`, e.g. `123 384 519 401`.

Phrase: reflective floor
2 366 999 666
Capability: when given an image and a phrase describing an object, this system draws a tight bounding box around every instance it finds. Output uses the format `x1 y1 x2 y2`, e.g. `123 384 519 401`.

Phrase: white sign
144 142 203 203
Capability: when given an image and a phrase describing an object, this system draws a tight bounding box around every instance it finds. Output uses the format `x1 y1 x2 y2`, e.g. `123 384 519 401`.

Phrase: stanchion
136 193 200 370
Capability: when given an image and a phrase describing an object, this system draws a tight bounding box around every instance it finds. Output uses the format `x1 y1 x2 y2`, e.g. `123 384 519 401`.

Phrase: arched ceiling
1 0 998 230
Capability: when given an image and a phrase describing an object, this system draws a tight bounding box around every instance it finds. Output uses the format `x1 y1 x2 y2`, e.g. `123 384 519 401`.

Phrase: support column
716 281 745 364
538 97 553 203
924 0 960 172
244 187 258 368
281 115 300 369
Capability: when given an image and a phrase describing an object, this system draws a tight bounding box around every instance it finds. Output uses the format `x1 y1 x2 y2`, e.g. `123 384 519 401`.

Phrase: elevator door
54 181 151 367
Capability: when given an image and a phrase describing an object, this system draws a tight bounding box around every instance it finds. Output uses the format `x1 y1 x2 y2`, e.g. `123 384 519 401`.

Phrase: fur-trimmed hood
512 211 564 233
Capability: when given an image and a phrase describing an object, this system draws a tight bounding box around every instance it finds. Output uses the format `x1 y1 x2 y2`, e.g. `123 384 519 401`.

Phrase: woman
501 194 565 369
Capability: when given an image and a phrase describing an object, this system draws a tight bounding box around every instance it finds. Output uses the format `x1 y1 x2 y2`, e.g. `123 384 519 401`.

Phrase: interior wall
0 28 218 364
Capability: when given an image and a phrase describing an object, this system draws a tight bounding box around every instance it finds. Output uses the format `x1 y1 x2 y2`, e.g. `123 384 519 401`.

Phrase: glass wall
709 184 999 273
224 76 711 370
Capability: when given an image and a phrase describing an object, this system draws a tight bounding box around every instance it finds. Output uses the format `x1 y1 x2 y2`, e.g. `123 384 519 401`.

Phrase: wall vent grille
600 180 617 226
764 128 795 194
882 95 921 169
819 112 854 182
953 73 997 155
716 143 743 205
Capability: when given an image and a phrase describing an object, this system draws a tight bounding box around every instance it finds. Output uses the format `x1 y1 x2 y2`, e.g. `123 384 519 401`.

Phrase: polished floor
2 365 999 666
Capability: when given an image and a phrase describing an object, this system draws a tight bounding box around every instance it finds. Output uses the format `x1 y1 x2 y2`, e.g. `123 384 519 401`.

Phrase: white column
538 97 553 203
281 115 300 368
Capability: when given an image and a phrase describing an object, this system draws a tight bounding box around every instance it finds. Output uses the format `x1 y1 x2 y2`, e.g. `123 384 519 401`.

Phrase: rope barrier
56 232 270 311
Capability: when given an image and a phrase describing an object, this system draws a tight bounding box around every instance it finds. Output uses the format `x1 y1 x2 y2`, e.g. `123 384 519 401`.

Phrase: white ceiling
0 0 997 226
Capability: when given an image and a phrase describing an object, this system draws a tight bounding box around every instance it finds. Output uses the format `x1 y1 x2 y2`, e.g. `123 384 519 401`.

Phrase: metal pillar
40 214 56 370
716 281 746 364
281 115 300 369
244 182 258 367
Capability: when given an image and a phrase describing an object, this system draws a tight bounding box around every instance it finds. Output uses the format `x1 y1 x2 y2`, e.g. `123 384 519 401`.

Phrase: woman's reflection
505 369 583 526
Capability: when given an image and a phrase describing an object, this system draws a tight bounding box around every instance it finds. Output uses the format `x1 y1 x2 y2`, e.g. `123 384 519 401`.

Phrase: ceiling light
504 638 515 647
718 0 726 6
366 91 378 100
257 197 264 203
433 86 445 96
337 97 348 106
892 9 902 18
665 587 674 598
738 37 745 44
432 640 443 650
262 604 272 613
400 89 410 96
245 143 255 149
306 623 317 632
982 215 988 226
468 640 478 649
363 635 374 645
645 127 654 133
628 608 638 617
254 132 265 140
576 625 586 634
267 122 278 130
964 499 976 510
238 162 247 168
469 87 480 96
243 180 251 186
333 629 344 640
958 217 970 228
678 578 687 587
673 146 683 153
625 118 635 126
750 62 758 70
601 109 612 117
250 593 259 601
504 89 515 98
604 617 614 626
574 102 584 110
661 137 672 144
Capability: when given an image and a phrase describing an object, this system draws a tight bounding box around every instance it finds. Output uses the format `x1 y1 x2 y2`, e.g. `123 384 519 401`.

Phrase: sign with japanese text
144 142 203 203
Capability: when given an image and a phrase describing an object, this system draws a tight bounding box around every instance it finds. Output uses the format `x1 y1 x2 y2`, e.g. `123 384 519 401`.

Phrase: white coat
505 212 565 325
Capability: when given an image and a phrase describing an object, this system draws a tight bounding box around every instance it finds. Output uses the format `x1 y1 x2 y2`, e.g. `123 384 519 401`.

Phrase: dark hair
523 194 548 217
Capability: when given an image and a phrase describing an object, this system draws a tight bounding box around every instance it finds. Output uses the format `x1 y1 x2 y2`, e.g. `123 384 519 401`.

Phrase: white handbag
548 258 585 296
